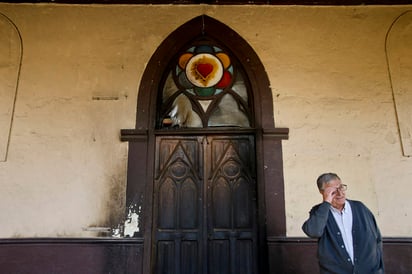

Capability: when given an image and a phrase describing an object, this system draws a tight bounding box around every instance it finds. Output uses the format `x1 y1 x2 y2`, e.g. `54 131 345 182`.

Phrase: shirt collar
330 200 351 214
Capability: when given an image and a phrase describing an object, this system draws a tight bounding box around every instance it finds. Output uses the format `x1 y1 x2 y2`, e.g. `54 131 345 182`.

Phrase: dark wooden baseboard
0 238 144 274
0 237 410 273
267 237 412 274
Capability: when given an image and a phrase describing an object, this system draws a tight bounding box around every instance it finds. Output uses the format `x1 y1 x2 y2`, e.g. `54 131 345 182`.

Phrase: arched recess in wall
386 10 412 157
0 13 22 162
121 15 288 272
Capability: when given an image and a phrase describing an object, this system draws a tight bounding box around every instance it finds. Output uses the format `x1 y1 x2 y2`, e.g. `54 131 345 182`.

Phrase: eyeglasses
321 184 348 192
336 184 348 192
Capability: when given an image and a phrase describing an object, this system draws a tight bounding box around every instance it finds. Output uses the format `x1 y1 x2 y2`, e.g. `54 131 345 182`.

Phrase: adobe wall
0 3 411 237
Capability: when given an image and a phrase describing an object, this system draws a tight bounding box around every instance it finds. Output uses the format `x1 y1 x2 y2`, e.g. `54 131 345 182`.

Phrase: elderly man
302 173 384 274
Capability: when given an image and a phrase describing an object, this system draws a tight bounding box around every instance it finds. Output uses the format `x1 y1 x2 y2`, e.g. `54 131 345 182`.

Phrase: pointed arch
121 15 288 273
133 15 279 131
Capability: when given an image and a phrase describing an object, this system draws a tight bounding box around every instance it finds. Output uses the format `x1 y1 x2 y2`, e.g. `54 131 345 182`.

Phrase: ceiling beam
1 0 411 5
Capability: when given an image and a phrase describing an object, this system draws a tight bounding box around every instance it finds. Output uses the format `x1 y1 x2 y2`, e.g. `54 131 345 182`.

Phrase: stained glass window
158 43 252 129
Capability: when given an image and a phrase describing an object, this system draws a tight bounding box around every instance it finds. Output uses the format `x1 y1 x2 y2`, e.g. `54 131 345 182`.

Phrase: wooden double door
153 134 258 274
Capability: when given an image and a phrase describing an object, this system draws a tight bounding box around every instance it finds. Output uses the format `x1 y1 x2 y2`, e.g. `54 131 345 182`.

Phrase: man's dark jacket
302 200 384 274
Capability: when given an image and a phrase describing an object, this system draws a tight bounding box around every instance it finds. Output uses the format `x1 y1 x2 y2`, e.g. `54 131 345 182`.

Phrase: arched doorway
121 15 288 274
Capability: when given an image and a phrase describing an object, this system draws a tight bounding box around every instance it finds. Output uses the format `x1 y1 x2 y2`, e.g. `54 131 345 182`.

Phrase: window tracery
158 42 252 129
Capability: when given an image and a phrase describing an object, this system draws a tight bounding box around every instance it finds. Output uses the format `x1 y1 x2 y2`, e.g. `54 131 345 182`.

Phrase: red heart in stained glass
196 63 214 78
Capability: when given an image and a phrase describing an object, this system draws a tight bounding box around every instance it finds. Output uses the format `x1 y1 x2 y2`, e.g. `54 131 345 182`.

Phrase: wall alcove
0 12 22 162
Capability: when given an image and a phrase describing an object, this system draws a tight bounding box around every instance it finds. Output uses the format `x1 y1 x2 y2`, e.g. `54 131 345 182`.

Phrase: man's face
324 178 347 210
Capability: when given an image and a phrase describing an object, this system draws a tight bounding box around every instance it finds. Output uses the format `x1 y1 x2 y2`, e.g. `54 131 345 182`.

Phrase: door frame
121 15 289 273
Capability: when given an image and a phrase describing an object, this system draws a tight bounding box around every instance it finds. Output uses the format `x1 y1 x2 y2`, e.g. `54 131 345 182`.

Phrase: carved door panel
153 135 257 274
154 136 203 274
206 135 257 274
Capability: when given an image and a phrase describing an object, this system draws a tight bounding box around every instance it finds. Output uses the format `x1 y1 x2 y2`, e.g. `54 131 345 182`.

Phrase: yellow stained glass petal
216 52 231 69
179 53 193 69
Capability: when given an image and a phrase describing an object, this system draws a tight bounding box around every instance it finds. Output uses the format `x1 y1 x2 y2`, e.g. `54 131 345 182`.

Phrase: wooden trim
267 236 412 243
0 237 145 274
263 127 290 139
1 235 409 246
120 129 148 142
11 1 412 5
154 127 257 135
383 237 412 244
122 15 290 273
0 237 144 244
0 237 410 274
266 237 412 274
